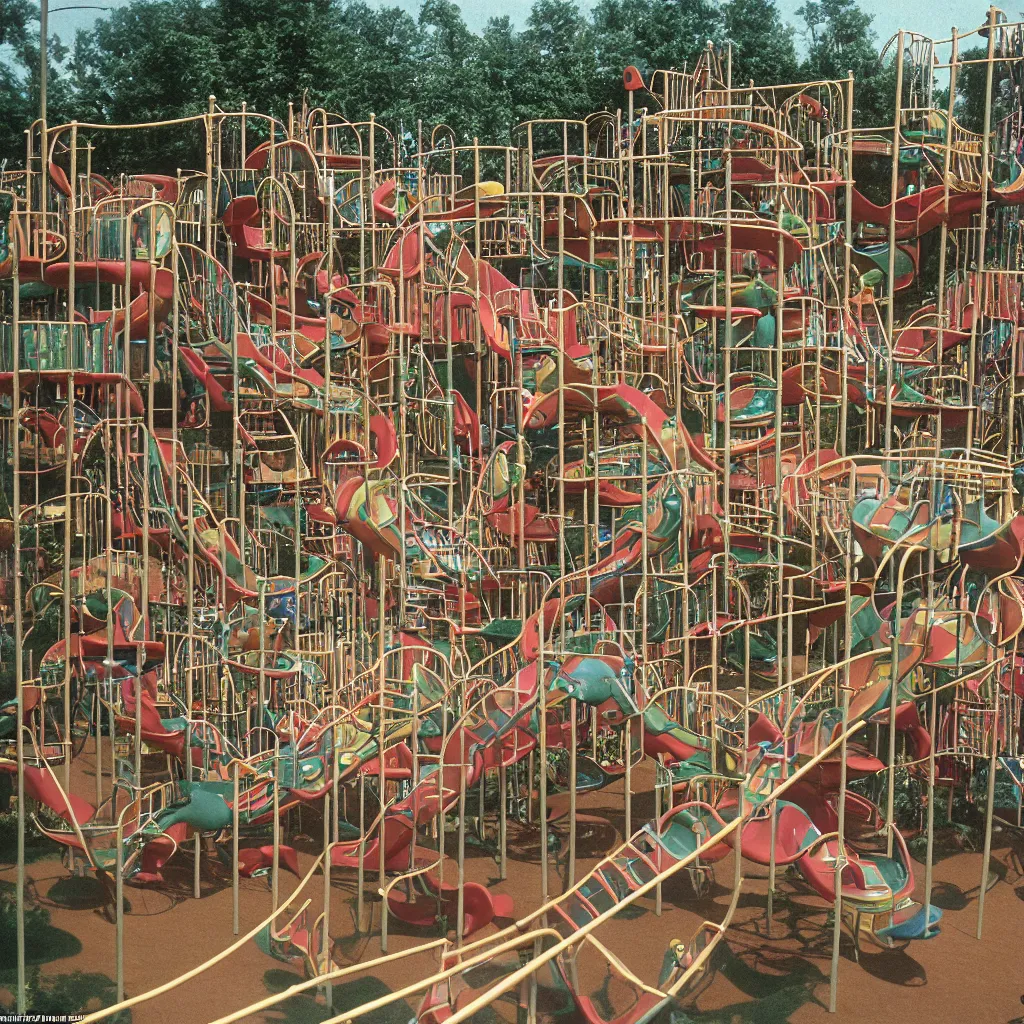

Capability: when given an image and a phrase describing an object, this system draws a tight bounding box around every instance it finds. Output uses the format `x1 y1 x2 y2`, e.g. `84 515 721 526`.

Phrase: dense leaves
0 0 915 170
954 45 1012 135
1 0 73 162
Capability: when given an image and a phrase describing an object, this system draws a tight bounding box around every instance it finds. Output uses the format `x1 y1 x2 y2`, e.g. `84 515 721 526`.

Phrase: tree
591 0 723 112
796 0 893 125
0 0 73 165
0 0 903 170
515 0 598 121
724 0 798 88
321 1 422 130
69 0 222 171
213 0 337 115
414 0 485 141
796 0 875 79
955 45 1010 135
475 17 525 140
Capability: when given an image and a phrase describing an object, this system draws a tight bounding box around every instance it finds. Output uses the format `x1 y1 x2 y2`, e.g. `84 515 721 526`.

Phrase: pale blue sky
45 0 999 56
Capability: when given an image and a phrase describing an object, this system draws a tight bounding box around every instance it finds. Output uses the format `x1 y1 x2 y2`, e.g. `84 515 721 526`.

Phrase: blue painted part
877 903 943 941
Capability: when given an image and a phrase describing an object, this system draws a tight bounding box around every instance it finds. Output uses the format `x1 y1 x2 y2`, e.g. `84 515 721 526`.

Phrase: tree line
0 0 988 173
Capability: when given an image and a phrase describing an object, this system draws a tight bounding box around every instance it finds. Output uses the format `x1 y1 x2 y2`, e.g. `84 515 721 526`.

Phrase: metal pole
12 213 26 1015
232 761 239 934
829 687 851 1012
323 788 333 1009
977 673 1000 938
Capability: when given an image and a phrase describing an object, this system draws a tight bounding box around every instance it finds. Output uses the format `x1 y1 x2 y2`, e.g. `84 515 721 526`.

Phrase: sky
41 0 1001 56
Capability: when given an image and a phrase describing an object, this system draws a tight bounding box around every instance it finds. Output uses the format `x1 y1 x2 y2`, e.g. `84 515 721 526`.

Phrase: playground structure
3 8 1024 1022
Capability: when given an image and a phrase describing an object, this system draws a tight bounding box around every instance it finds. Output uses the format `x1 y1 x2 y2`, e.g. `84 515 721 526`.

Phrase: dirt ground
2 753 1023 1024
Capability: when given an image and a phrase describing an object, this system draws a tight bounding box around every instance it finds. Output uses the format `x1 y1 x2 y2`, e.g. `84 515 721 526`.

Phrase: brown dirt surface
1 756 1023 1024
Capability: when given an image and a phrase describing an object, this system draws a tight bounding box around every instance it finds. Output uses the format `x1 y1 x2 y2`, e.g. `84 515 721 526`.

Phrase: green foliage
851 762 992 858
0 0 74 161
23 968 128 1021
590 0 723 114
970 759 1021 811
886 764 926 829
726 0 798 88
68 0 223 171
954 45 1012 135
0 877 85 986
794 0 894 125
21 598 63 682
0 801 69 863
0 0 896 170
0 627 16 703
0 878 49 953
795 0 875 80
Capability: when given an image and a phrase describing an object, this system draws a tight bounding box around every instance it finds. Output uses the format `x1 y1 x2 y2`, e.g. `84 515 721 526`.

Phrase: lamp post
40 1 47 130
39 3 116 126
